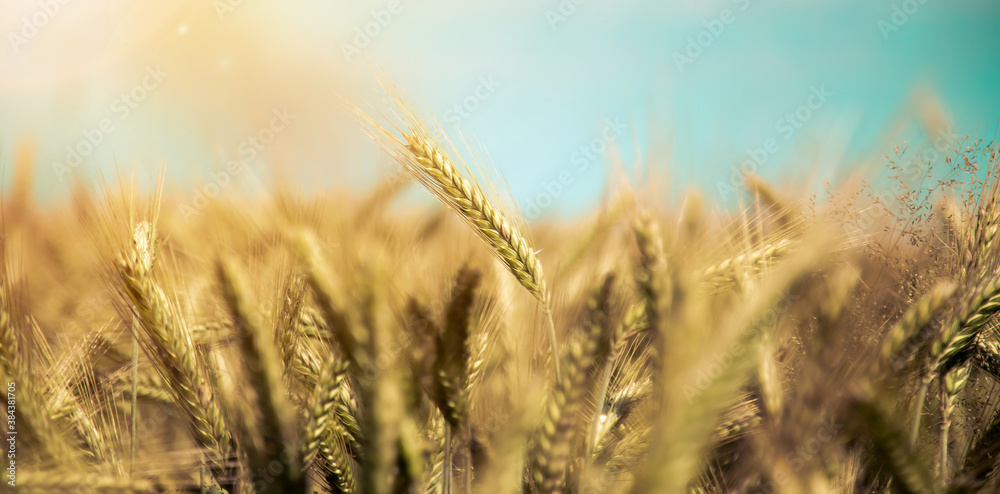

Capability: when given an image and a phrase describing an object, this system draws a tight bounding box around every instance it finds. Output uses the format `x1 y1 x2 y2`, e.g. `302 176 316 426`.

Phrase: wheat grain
302 356 349 469
318 429 357 493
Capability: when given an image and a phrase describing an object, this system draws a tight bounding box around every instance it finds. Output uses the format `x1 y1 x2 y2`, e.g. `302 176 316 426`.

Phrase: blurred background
1 0 998 219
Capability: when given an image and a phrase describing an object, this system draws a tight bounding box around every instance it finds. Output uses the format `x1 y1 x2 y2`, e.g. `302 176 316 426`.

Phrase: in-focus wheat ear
116 221 234 489
352 76 561 380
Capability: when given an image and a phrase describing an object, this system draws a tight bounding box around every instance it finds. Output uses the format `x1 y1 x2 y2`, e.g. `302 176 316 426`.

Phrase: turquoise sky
353 0 1000 216
1 1 998 218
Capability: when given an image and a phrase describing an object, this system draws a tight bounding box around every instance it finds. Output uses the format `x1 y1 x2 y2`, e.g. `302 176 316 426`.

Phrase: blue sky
1 0 998 218
362 0 1000 215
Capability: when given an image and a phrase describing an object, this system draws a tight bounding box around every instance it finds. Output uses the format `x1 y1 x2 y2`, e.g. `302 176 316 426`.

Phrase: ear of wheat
115 223 234 489
352 75 560 379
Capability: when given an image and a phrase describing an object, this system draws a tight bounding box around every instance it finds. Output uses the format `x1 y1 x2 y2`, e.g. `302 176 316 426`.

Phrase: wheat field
1 87 999 494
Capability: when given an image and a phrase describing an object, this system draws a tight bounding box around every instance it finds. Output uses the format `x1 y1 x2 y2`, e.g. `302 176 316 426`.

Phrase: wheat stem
401 134 560 381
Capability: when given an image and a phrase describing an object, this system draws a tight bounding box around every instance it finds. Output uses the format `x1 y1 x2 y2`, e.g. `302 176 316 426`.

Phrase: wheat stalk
530 275 614 494
633 211 667 338
404 134 559 378
878 281 957 374
319 429 357 493
400 134 546 304
116 223 233 485
275 274 308 382
848 387 936 494
911 273 1000 447
304 355 359 493
432 267 481 429
302 355 350 469
700 238 794 285
294 230 368 369
939 362 970 482
354 80 560 380
217 257 302 494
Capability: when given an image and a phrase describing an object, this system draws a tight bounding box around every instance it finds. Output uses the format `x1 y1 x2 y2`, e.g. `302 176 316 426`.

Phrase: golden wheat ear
350 73 562 380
